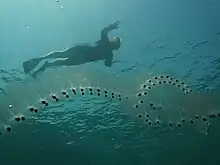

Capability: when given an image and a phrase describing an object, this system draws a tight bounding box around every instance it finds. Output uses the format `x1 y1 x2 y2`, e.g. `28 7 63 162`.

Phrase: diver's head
110 37 121 50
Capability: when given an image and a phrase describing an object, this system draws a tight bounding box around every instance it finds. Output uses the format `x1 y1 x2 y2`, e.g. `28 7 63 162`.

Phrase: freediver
22 21 121 78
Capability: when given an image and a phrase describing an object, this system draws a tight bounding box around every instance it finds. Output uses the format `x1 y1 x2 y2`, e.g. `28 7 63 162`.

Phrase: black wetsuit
22 24 118 75
66 34 113 67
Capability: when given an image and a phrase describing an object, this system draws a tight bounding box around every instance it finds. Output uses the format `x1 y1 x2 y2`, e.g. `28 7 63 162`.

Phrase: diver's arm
101 21 120 41
104 53 113 67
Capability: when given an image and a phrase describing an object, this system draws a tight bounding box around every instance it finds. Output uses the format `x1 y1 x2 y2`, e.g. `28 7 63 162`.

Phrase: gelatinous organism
121 74 220 134
0 70 220 137
0 70 128 137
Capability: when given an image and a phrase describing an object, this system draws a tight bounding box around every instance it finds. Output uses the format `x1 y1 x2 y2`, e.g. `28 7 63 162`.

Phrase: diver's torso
66 40 112 64
89 40 112 61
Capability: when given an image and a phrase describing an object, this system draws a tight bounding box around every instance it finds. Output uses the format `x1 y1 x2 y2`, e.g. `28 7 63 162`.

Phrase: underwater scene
0 0 220 164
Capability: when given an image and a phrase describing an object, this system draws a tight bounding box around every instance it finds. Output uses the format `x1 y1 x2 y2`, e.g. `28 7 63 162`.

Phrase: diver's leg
45 58 73 67
41 51 69 60
31 59 72 78
22 51 64 73
23 58 42 73
41 46 78 60
22 50 72 73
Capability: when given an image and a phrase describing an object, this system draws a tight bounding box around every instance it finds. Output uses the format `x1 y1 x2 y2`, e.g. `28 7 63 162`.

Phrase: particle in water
21 116 25 121
139 100 144 104
6 126 12 132
156 119 160 124
177 122 182 127
143 91 148 96
137 114 142 118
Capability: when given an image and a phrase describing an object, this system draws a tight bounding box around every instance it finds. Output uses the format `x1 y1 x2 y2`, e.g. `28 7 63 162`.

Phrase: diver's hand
102 21 120 36
109 21 120 30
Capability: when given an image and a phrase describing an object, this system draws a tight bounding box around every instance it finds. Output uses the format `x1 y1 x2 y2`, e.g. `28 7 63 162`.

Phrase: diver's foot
40 61 49 72
22 58 42 73
31 72 38 79
30 61 49 79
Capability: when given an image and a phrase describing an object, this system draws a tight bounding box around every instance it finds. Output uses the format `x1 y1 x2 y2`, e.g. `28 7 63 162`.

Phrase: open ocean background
0 0 220 165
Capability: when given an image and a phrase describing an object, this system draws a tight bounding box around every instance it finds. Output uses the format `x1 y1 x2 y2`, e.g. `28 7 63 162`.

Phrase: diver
22 21 121 78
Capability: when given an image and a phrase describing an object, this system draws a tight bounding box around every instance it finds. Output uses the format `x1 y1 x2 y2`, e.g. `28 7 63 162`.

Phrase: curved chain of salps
132 75 219 134
0 85 128 137
1 74 219 137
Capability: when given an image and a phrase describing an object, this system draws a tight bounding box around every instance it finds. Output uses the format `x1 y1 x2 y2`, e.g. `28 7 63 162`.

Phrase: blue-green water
1 0 220 165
